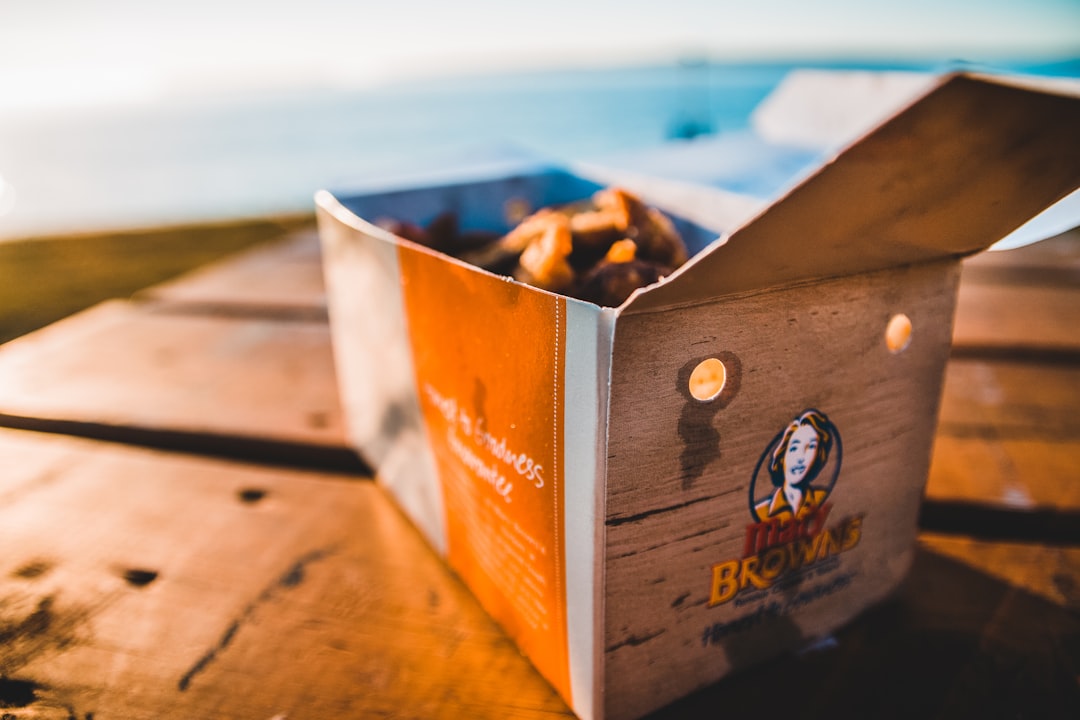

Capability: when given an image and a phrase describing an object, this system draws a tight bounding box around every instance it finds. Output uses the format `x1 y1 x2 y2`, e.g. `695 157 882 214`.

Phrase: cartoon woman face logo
782 423 818 484
751 409 841 523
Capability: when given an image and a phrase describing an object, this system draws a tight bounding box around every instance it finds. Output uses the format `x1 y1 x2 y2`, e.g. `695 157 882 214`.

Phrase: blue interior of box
335 167 720 257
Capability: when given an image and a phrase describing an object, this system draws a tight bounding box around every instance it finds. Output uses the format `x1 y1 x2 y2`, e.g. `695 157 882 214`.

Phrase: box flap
750 69 938 151
626 72 1080 313
993 187 1080 250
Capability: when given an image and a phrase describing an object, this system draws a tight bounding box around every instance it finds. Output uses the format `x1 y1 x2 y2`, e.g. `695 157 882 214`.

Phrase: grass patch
0 214 315 345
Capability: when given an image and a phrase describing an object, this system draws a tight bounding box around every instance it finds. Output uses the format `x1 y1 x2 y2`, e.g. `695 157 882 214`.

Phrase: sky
1 0 1078 114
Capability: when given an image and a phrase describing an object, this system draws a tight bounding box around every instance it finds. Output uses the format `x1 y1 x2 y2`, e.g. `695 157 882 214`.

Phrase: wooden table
1 225 1077 719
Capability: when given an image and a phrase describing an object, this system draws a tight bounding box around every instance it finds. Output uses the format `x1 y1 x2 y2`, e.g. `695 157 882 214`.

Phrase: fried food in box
378 188 689 307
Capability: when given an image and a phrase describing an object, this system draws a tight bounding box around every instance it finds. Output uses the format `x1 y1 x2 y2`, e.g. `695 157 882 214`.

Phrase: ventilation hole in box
689 357 727 401
121 568 159 588
886 313 912 353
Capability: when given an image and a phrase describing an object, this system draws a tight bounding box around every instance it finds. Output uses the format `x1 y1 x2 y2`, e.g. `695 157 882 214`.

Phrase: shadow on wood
646 547 1080 720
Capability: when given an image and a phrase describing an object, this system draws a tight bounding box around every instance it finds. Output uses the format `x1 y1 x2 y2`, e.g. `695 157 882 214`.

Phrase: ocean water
0 57 1076 240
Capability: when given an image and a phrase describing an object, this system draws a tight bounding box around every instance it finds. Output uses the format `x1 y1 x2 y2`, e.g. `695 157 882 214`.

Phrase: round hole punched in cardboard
689 357 728 402
886 313 912 353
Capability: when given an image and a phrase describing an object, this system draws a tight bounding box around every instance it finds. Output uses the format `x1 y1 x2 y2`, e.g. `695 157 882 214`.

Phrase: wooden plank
927 435 1080 511
936 355 1079 521
0 428 571 719
961 227 1080 286
951 228 1079 357
918 533 1080 610
657 544 1080 719
932 227 1080 520
0 301 353 469
937 359 1080 441
951 282 1080 357
0 427 87 509
927 359 1080 517
138 229 327 317
3 428 1077 719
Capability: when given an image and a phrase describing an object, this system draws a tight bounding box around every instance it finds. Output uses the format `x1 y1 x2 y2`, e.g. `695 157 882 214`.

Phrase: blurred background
1 0 1078 241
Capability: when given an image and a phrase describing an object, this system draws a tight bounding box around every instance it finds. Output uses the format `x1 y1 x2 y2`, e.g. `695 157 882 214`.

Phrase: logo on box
707 409 862 610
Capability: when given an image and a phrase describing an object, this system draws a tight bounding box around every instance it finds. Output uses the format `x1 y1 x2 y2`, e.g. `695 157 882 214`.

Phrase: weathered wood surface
0 428 569 719
0 216 1077 718
0 301 357 471
952 282 1080 356
952 228 1080 357
928 360 1080 512
961 228 1080 284
1 427 1076 719
919 532 1080 610
650 544 1080 719
922 228 1080 528
138 228 327 318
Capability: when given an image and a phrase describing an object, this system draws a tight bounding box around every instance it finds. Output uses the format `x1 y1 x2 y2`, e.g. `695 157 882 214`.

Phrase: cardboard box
315 73 1080 720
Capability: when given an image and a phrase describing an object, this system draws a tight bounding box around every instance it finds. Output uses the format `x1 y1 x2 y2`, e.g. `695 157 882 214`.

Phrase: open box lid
625 72 1080 313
